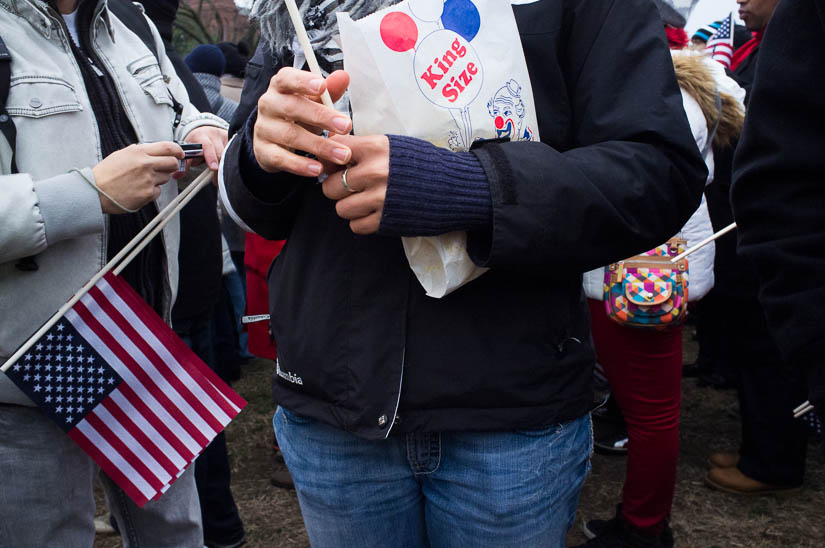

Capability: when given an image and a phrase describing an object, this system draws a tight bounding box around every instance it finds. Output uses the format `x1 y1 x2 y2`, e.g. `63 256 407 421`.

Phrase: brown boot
270 463 295 490
707 452 739 469
705 467 801 496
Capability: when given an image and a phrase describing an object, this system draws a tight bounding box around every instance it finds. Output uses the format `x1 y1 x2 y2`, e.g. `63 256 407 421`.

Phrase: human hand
253 67 353 176
184 125 229 172
92 142 183 214
321 134 389 235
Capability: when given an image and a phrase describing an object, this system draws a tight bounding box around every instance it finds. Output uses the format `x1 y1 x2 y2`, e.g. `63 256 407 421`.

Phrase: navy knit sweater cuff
378 135 492 237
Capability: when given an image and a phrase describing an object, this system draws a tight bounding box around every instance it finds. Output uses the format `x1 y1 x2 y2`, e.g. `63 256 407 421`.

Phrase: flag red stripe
68 427 151 507
87 286 228 434
116 383 197 463
102 274 246 411
93 278 243 417
70 301 210 448
100 397 181 478
83 411 166 492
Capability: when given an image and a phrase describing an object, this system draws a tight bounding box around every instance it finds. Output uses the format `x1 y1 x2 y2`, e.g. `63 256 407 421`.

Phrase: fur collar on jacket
672 53 745 148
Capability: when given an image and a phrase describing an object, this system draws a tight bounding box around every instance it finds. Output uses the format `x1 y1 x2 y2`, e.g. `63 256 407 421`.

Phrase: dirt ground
94 332 825 547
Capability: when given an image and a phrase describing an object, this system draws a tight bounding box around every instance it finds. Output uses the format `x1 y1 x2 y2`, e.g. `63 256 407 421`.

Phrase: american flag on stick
5 272 246 506
706 12 735 68
2 170 245 506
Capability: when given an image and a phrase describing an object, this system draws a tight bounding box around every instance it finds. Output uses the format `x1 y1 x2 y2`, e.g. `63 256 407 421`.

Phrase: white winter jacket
0 0 227 405
583 57 745 303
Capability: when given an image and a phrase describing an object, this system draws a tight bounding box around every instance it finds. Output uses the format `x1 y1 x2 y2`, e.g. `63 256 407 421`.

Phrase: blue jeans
274 407 593 548
0 405 202 547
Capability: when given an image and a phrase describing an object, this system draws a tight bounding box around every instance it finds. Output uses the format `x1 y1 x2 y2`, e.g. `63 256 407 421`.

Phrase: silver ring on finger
341 166 358 193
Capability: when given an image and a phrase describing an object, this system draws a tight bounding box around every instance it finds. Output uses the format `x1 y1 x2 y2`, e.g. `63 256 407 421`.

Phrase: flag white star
33 384 42 392
55 405 63 413
56 324 64 331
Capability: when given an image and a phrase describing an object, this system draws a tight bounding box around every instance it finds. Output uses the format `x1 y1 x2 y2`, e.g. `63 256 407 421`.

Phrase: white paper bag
338 0 540 298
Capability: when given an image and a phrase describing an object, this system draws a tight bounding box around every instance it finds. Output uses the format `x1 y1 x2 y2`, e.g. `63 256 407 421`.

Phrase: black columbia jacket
222 0 707 439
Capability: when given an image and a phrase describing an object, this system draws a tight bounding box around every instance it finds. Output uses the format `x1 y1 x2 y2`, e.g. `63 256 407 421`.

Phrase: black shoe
697 371 736 390
593 418 629 456
204 535 246 548
682 360 711 378
575 515 672 548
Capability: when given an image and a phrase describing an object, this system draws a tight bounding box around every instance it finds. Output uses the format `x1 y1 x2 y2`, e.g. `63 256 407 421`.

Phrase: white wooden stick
670 222 737 264
794 401 814 418
1 170 212 373
284 0 335 108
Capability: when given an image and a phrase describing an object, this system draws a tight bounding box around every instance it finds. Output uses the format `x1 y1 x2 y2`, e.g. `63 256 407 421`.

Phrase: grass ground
95 332 825 547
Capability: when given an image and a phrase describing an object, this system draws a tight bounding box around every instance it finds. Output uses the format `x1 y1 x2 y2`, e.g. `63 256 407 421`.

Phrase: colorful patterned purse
603 238 689 329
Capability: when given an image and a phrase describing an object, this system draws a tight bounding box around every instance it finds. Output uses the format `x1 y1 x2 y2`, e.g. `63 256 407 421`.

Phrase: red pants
588 299 682 532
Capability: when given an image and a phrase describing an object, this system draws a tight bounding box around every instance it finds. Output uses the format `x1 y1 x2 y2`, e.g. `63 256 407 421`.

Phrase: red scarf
730 30 765 71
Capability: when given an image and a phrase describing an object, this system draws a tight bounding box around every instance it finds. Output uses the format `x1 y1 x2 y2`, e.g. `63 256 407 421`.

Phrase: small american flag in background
5 273 246 506
706 12 735 68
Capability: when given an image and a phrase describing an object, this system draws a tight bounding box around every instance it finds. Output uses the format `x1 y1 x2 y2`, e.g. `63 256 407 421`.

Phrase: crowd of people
0 0 823 547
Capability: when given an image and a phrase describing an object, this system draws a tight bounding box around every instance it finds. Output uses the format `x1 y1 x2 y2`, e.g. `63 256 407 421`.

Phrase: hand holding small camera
92 142 184 214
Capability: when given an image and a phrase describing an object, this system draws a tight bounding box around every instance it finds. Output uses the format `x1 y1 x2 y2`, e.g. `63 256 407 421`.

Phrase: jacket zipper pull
87 57 104 77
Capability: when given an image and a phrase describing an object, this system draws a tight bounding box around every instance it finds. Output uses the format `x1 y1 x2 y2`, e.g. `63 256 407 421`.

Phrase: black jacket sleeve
731 0 825 367
468 0 707 273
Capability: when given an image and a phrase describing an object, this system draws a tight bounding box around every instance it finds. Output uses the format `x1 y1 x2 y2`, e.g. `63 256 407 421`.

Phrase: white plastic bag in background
338 0 540 298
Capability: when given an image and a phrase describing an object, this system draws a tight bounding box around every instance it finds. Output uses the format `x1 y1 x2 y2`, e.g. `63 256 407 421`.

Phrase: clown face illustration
487 79 533 141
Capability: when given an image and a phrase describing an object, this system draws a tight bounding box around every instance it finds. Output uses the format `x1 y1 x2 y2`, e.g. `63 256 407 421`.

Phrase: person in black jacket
697 0 812 498
731 0 825 453
219 0 706 546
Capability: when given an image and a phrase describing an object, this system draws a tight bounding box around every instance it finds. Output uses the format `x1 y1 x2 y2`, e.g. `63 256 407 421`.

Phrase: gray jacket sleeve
0 167 103 264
